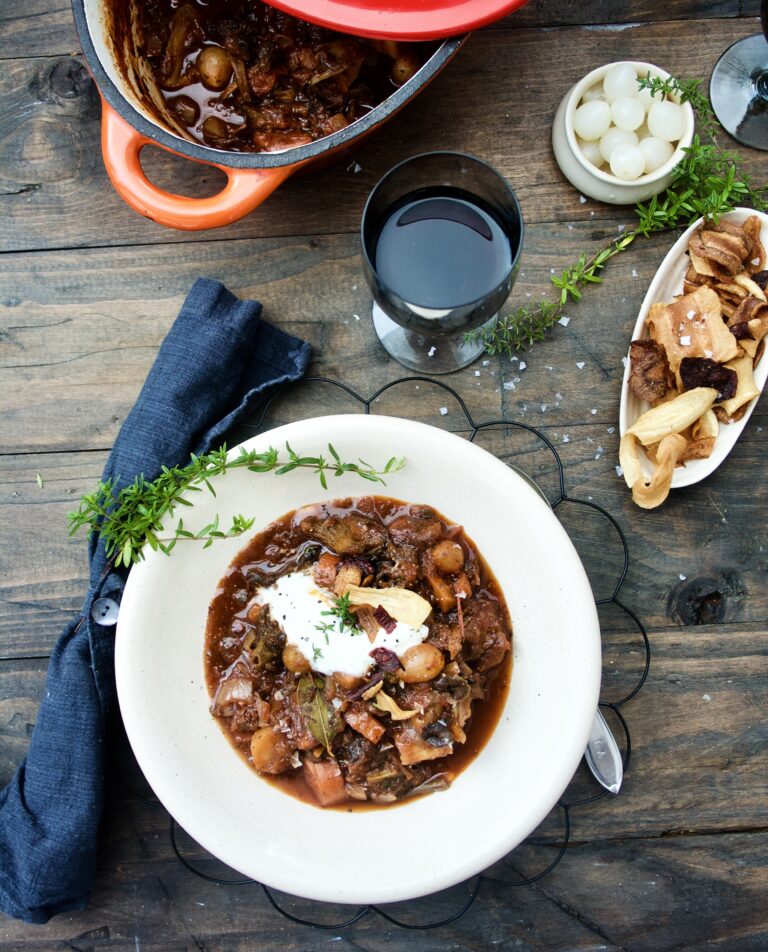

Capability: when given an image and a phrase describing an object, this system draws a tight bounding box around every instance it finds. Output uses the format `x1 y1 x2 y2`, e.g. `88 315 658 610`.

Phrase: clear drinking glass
361 152 524 374
709 0 768 150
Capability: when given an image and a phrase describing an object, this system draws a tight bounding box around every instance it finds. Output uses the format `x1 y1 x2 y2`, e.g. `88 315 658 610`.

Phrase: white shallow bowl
116 415 601 905
619 208 768 489
552 61 695 205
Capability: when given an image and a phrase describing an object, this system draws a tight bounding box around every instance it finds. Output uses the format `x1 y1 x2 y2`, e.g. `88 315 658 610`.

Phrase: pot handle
100 99 295 230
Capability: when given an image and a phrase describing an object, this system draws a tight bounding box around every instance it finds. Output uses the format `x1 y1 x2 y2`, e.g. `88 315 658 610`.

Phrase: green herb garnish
321 591 360 634
68 442 405 568
471 75 768 356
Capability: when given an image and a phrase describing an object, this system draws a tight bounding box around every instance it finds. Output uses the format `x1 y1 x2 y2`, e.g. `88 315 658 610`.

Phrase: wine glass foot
371 302 494 374
710 33 768 151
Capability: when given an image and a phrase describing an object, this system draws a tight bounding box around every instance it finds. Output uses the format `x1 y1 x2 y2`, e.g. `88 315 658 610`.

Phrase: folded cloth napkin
0 278 311 924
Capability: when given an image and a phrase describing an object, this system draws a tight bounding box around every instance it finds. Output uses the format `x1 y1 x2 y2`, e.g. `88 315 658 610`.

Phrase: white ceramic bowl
552 61 695 205
116 415 601 904
619 207 768 488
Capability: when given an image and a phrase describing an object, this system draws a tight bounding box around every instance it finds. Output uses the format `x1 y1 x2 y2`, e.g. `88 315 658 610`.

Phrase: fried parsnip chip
693 408 719 442
625 387 718 446
620 432 689 509
647 287 739 376
716 354 760 418
734 272 767 302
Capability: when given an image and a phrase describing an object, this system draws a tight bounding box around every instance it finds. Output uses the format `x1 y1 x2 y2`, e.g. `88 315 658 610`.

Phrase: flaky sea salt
631 269 638 278
427 346 436 357
595 445 604 460
474 370 481 377
482 360 490 367
519 361 527 370
563 434 570 443
680 335 691 346
579 195 587 204
503 381 516 391
615 465 623 477
607 426 615 434
555 392 563 401
558 316 570 327
576 361 585 369
439 407 448 415
622 355 629 368
591 408 597 415
679 573 687 580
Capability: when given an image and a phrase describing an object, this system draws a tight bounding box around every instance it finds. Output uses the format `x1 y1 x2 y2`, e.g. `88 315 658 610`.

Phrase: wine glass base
371 302 494 374
710 33 768 151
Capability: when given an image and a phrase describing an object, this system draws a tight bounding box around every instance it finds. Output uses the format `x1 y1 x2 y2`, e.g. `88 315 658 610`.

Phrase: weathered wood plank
0 18 763 253
0 1 759 62
0 801 764 951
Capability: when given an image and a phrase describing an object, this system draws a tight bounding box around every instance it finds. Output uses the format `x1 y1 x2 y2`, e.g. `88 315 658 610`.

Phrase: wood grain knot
47 57 94 103
668 573 744 626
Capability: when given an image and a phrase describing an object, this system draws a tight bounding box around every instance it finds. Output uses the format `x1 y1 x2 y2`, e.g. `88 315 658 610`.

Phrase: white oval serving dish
619 207 768 489
116 414 601 905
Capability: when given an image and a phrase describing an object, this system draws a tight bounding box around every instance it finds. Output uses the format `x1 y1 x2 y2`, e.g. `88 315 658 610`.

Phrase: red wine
372 187 515 309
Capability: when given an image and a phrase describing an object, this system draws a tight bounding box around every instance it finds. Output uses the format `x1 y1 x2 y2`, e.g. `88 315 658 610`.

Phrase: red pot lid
261 0 530 41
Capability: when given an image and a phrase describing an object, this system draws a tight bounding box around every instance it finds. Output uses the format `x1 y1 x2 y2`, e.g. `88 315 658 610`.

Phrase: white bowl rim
564 60 695 187
618 207 768 489
116 414 602 904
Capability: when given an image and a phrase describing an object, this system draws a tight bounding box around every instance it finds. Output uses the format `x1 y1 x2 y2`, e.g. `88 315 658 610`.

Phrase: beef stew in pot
121 0 435 152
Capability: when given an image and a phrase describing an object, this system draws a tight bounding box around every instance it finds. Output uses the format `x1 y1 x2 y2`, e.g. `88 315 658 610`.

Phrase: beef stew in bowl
115 414 601 904
206 496 512 808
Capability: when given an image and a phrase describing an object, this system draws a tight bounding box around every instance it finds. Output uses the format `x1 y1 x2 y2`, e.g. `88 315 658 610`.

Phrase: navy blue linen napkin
0 279 311 924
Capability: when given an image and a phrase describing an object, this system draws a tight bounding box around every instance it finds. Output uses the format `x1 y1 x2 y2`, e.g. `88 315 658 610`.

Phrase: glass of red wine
709 0 768 150
361 152 523 374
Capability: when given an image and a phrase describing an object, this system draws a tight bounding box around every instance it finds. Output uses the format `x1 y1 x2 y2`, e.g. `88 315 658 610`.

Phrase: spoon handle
584 708 624 794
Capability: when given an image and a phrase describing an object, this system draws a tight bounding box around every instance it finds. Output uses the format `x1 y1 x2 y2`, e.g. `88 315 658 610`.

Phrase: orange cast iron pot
72 0 466 231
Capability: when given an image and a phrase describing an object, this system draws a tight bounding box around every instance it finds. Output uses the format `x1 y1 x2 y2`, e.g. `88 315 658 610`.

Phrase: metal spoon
508 465 623 794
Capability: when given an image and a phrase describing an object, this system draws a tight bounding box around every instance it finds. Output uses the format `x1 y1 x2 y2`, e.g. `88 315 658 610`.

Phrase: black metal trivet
124 376 650 931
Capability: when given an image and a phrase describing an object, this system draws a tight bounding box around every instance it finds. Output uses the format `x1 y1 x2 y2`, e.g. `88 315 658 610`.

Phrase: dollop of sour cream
252 569 428 678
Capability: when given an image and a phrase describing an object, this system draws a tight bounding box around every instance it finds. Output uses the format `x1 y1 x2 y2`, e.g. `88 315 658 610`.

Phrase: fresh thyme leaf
68 444 405 568
470 74 767 357
297 674 341 753
321 592 360 633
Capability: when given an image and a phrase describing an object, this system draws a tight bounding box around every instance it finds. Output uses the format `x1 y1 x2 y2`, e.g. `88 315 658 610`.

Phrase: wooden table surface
1 1 767 949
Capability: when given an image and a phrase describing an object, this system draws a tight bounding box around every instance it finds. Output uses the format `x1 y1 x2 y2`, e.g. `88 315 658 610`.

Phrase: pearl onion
609 143 646 181
577 136 604 168
581 84 605 103
573 100 612 140
639 136 674 173
647 100 686 142
603 63 638 102
599 127 638 163
636 84 662 112
611 97 645 132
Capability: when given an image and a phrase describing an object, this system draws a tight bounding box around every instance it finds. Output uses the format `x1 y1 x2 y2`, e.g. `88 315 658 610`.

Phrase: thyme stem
68 443 405 567
472 75 768 357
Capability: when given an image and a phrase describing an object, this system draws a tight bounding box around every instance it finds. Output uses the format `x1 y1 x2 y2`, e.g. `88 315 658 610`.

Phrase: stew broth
205 496 513 810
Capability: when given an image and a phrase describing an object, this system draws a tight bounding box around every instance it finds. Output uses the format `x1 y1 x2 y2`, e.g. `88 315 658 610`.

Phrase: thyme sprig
320 592 361 634
68 443 405 568
473 76 768 356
